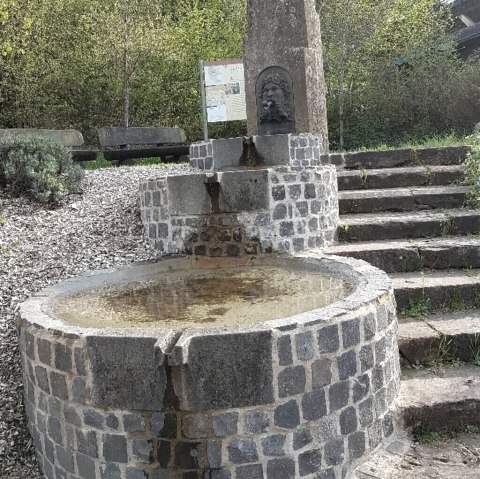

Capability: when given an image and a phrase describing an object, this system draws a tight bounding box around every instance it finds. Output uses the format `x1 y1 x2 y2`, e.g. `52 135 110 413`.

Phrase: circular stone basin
18 254 400 479
52 261 349 330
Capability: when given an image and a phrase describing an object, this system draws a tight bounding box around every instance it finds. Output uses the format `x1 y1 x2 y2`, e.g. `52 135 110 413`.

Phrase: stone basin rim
18 252 392 348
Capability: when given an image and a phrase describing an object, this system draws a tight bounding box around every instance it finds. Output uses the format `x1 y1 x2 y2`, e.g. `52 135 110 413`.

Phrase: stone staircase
325 145 480 434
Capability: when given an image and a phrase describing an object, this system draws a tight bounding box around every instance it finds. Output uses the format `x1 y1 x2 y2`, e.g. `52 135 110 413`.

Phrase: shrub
0 135 84 204
463 122 480 208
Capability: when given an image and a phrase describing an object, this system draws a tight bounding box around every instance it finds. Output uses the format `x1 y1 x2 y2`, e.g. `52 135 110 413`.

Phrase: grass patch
400 292 431 319
82 155 177 170
413 423 480 444
350 133 470 153
470 333 480 366
441 288 464 312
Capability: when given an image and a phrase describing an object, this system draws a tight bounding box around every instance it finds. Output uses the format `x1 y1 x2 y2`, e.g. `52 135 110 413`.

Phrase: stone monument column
244 0 329 149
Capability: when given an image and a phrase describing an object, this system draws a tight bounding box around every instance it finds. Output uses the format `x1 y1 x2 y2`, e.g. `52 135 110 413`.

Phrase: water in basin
53 265 349 330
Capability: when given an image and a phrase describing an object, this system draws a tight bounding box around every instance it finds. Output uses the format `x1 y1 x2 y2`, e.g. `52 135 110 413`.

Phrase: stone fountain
17 2 401 479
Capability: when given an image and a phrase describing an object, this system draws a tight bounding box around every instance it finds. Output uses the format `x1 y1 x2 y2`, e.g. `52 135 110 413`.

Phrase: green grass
413 423 480 444
82 154 174 170
350 133 470 153
400 292 431 319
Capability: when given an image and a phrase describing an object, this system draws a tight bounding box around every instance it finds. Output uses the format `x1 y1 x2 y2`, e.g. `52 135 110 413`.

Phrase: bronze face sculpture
256 67 295 135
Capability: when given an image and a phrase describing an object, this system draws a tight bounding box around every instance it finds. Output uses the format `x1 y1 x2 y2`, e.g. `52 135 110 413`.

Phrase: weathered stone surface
87 335 166 410
213 412 239 437
337 165 464 191
77 453 96 479
252 135 291 166
176 331 274 410
37 338 52 365
0 128 84 146
295 331 314 361
317 325 339 353
274 400 300 429
174 442 205 469
207 439 222 468
266 458 295 479
261 434 285 456
311 359 332 388
328 381 350 412
98 126 186 147
340 407 357 435
348 431 366 460
302 390 327 421
132 438 153 462
76 430 98 458
298 449 322 476
103 434 128 463
392 269 480 311
244 411 269 434
228 439 258 464
324 438 344 466
167 174 212 216
182 414 212 439
236 464 264 479
339 186 467 215
50 371 68 400
399 364 480 431
84 410 105 430
210 138 244 169
218 170 270 212
337 351 357 381
243 0 328 144
54 343 72 372
278 365 306 397
293 428 312 450
343 149 411 170
123 413 145 433
337 209 480 243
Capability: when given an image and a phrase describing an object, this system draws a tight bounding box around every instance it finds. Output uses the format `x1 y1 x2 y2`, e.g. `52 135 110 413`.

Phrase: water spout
204 172 220 213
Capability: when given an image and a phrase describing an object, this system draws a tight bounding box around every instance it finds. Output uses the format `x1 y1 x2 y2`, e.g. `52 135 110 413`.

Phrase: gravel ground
0 164 195 478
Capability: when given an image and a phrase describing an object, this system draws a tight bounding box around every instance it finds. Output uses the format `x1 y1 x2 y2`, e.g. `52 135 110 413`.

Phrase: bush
0 135 84 204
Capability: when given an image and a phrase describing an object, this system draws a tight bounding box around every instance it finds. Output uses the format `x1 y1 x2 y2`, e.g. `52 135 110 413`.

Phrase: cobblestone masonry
18 254 400 479
139 165 338 256
189 134 324 171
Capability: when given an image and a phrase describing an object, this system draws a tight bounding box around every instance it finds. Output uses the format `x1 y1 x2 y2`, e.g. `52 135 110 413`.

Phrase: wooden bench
98 127 190 165
0 128 98 162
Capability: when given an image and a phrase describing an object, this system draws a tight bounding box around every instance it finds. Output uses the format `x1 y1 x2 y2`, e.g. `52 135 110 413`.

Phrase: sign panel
203 60 247 123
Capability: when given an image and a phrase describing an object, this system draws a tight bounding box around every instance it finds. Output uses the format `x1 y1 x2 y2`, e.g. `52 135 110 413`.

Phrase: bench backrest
98 127 186 148
0 129 84 147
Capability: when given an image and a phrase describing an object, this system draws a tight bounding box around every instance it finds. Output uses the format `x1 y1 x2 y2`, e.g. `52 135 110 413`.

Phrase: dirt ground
392 433 480 479
355 432 480 479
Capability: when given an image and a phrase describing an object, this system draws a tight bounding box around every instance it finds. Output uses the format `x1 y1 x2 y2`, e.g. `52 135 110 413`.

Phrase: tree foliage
0 0 479 150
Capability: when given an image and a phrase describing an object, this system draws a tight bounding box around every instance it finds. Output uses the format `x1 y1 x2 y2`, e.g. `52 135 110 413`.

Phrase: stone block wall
18 254 400 479
189 134 324 171
139 166 338 256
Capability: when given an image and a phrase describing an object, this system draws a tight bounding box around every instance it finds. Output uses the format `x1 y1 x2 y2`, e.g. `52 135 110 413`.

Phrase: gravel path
0 164 195 478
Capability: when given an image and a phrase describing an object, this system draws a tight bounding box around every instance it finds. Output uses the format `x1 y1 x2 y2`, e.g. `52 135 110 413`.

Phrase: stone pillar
244 0 329 149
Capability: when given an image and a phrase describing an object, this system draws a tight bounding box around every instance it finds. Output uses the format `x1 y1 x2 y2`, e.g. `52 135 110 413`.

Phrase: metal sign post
199 60 209 142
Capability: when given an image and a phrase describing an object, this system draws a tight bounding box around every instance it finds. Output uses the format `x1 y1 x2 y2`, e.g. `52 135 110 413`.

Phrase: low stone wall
189 134 324 171
139 165 338 256
18 254 400 479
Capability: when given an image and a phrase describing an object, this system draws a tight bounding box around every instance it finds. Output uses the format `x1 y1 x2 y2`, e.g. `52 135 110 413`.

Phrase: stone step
337 208 480 242
326 236 480 273
398 311 480 364
337 165 464 191
339 186 468 214
398 364 480 432
391 269 480 312
338 145 471 170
